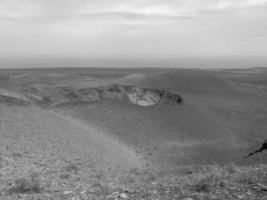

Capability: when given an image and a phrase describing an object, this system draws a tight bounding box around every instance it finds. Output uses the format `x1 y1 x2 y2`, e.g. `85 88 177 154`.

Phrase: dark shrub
8 173 41 194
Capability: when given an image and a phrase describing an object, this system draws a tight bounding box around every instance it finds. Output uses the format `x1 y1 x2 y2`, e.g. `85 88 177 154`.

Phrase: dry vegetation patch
5 172 41 195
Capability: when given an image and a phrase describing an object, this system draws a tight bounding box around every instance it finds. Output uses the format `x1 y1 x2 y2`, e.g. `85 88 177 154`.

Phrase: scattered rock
237 194 246 199
119 192 129 199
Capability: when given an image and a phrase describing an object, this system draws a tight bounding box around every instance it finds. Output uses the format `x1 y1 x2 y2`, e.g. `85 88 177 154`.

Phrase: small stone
119 193 129 199
237 194 245 199
257 183 267 191
81 190 86 194
106 191 119 199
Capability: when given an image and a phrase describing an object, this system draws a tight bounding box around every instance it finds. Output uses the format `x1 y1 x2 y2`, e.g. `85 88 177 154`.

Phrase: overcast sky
0 0 267 58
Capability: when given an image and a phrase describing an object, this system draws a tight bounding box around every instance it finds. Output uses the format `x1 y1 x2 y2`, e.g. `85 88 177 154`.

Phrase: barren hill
0 68 267 199
128 69 238 94
0 103 143 171
55 99 243 170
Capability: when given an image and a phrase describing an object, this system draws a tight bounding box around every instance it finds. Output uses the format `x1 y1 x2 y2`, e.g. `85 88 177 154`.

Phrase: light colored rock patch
0 89 28 101
127 88 161 107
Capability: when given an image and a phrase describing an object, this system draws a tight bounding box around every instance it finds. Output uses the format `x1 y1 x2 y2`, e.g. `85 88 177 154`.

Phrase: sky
0 0 267 60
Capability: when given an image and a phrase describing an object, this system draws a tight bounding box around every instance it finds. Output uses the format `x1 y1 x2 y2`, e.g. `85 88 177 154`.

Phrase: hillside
55 99 244 170
0 68 266 199
128 69 238 94
0 103 143 170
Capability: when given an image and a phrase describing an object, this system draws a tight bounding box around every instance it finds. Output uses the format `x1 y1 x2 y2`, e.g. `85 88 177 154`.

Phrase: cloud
256 35 267 40
1 0 267 23
0 0 267 58
76 12 196 23
0 0 40 21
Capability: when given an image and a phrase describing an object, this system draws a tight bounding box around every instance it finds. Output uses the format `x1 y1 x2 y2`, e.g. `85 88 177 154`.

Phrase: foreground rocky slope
0 103 266 200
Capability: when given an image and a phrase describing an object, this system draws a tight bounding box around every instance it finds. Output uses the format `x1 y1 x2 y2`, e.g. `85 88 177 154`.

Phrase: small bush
60 173 71 179
195 182 210 193
12 152 23 158
65 163 79 174
7 173 41 194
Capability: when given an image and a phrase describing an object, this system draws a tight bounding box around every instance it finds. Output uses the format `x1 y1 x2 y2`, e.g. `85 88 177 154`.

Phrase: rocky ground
0 68 267 199
0 150 266 200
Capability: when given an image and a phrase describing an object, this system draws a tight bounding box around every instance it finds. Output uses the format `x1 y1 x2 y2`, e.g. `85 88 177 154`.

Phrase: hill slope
128 69 238 94
55 100 244 170
0 104 143 171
